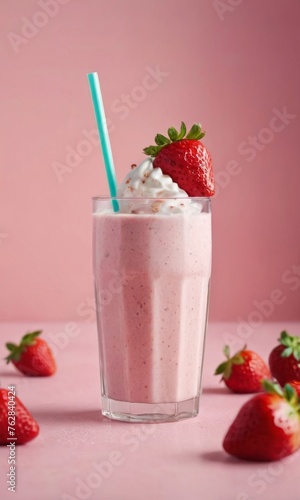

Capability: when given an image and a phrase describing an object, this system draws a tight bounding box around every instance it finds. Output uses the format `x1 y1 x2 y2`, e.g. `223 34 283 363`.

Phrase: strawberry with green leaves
223 381 300 461
0 389 39 445
215 345 271 393
143 122 214 197
269 331 300 386
5 330 56 377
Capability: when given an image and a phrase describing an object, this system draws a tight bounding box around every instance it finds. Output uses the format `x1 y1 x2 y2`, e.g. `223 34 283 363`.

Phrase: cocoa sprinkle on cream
151 201 163 213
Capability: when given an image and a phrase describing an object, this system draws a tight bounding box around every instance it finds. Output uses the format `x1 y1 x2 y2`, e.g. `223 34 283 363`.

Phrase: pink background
0 0 299 322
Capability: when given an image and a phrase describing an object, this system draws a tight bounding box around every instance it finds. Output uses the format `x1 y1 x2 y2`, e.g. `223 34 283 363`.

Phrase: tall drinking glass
93 197 211 422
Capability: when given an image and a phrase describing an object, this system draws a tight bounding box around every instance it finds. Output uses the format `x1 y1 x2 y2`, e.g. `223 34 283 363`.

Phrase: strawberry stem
279 331 300 361
143 122 206 157
155 134 170 146
177 122 186 140
262 379 284 397
186 123 205 140
214 345 246 379
262 380 300 406
5 330 42 364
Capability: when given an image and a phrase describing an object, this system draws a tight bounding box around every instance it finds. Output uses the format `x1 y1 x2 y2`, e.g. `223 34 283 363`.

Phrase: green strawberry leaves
143 145 162 156
214 345 246 380
143 121 206 157
284 383 297 403
155 134 170 146
262 380 300 411
214 361 228 376
177 122 187 140
186 123 205 140
279 331 300 361
262 379 284 397
5 343 23 363
6 343 16 351
143 132 171 156
167 127 178 142
5 331 42 363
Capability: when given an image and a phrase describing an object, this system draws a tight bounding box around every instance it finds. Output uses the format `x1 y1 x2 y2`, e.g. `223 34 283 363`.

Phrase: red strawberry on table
215 345 271 393
143 122 215 197
0 388 39 445
269 331 300 386
223 381 300 461
5 330 56 376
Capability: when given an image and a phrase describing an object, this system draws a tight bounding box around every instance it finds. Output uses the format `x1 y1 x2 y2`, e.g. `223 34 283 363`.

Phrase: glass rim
92 196 212 201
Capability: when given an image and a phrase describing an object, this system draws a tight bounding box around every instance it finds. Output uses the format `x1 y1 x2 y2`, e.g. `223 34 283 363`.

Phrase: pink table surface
0 322 299 500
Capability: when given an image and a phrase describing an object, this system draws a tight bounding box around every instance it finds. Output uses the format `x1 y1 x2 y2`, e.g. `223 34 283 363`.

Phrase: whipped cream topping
117 158 201 214
117 158 187 198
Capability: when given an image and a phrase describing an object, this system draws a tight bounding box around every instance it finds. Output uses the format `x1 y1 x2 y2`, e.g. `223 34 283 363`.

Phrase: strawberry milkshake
93 122 214 422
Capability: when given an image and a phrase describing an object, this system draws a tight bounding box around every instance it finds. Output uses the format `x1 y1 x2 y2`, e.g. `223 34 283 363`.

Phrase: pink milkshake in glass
93 152 213 422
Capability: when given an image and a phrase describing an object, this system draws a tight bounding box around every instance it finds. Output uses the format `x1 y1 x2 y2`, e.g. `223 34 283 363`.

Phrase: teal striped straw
87 72 119 212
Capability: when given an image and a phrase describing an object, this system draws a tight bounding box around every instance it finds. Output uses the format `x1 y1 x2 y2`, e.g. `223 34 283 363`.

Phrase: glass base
101 395 199 423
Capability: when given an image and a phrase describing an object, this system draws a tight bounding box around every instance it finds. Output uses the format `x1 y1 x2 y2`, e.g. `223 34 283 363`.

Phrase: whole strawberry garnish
143 122 214 197
0 388 39 445
269 331 300 386
215 345 271 393
223 381 300 461
5 330 56 376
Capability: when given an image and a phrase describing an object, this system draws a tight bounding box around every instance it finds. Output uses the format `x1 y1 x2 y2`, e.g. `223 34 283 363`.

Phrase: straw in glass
87 72 119 212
